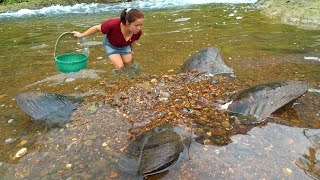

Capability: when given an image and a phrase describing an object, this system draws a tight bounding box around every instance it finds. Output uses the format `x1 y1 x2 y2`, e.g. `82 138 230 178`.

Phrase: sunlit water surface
0 3 320 179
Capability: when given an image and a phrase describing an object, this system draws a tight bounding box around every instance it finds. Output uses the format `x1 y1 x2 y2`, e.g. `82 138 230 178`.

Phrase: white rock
15 148 27 158
65 78 75 82
5 138 14 144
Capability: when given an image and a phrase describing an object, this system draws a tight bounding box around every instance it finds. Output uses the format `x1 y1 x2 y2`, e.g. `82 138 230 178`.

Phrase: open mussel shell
15 92 82 126
118 124 191 177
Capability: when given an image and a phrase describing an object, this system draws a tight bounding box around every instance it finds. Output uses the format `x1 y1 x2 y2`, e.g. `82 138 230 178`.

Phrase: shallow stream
0 1 319 179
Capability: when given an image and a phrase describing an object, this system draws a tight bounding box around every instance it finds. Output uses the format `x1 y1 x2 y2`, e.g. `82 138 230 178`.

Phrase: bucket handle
54 32 75 59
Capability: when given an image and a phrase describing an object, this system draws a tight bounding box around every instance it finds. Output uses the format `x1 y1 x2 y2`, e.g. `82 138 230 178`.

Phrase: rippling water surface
0 1 319 179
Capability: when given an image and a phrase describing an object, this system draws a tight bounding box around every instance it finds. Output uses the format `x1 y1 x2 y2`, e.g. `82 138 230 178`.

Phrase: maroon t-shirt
101 18 142 48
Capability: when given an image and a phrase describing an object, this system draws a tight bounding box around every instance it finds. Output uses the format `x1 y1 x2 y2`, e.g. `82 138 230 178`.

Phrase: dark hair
120 8 144 24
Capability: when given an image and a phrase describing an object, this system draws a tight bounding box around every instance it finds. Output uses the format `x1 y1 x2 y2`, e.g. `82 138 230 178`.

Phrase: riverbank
0 0 127 12
255 0 320 30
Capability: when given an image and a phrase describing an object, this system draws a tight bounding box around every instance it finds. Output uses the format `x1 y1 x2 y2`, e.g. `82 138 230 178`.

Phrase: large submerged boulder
180 47 234 77
222 80 309 124
15 92 82 126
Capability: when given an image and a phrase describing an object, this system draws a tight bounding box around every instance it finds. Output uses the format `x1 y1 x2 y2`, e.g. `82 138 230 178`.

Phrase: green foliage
1 0 28 5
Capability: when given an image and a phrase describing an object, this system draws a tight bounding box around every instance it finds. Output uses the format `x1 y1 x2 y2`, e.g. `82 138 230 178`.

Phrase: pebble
282 167 293 175
150 79 158 83
66 164 72 169
160 91 170 98
15 148 27 158
211 79 218 84
5 138 15 144
18 140 28 146
110 172 119 178
221 121 231 129
159 97 169 102
65 78 75 82
8 119 14 123
102 141 110 147
203 139 211 145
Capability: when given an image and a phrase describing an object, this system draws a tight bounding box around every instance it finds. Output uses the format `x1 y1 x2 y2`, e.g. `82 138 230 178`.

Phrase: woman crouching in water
73 8 144 72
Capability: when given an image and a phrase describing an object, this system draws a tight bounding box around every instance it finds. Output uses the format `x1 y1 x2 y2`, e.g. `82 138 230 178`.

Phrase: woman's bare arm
73 24 101 38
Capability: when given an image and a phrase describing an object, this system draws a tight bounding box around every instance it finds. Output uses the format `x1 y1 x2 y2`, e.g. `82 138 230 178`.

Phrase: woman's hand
72 31 83 38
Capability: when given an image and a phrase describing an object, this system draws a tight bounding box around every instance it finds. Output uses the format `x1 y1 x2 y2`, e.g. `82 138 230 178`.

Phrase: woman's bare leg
121 54 133 67
108 54 125 69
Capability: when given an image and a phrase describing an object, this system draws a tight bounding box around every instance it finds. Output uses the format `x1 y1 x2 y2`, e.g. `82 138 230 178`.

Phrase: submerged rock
222 80 309 124
15 92 82 126
180 47 234 77
118 124 191 177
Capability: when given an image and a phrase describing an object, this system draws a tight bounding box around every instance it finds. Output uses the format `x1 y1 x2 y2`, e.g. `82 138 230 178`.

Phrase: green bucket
54 32 89 73
55 53 88 73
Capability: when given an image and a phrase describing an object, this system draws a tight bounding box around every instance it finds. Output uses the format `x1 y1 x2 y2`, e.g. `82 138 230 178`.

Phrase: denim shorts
103 35 131 57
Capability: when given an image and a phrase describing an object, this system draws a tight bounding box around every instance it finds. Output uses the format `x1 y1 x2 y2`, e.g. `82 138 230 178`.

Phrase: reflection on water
0 3 319 179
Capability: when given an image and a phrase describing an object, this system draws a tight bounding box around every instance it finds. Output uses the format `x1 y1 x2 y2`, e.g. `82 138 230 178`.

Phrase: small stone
5 138 15 144
203 139 211 145
66 164 72 169
8 119 14 123
18 140 28 146
151 79 158 83
15 148 27 158
282 167 293 175
120 147 126 153
211 79 218 84
221 121 231 129
160 91 170 98
159 97 168 102
102 142 109 147
110 171 119 178
65 78 75 82
57 169 64 174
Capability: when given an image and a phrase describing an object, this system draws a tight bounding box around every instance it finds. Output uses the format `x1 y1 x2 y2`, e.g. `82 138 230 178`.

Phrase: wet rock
151 79 158 83
5 138 15 144
85 102 99 115
15 148 27 158
18 140 28 146
221 122 231 129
